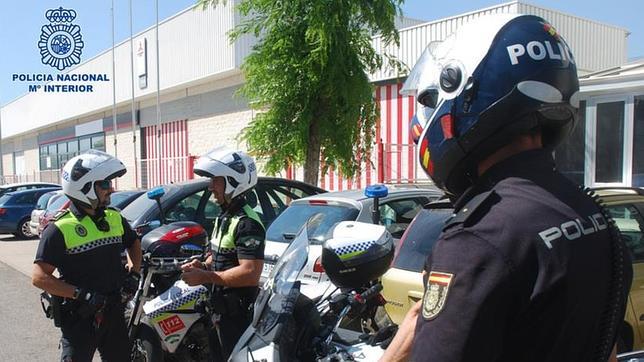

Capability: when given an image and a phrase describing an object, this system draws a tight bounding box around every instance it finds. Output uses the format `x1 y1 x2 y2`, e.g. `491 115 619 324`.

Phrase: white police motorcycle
230 215 395 361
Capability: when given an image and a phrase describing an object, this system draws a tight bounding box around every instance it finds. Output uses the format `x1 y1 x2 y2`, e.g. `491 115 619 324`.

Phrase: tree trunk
304 119 321 186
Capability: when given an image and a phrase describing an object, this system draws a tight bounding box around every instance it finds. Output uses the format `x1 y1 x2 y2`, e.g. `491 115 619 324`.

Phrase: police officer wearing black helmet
32 150 142 361
181 146 265 361
382 14 632 362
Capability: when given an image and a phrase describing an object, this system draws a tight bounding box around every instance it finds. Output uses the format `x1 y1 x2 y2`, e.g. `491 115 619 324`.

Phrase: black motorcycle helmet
407 14 580 197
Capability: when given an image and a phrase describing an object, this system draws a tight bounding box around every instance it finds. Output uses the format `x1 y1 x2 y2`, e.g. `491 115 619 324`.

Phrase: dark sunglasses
95 180 112 190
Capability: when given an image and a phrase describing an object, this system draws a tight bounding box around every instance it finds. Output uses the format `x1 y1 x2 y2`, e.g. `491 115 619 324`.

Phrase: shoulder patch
422 271 453 320
52 209 70 221
444 191 496 231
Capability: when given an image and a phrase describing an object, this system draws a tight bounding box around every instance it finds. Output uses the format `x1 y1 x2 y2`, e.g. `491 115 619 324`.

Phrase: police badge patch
422 271 453 320
75 224 88 237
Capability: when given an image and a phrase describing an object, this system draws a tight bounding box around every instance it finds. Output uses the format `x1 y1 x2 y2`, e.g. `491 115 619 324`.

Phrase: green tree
199 0 403 185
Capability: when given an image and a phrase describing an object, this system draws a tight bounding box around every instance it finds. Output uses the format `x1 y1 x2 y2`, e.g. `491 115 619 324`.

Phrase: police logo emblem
38 7 84 71
422 271 453 320
75 224 87 237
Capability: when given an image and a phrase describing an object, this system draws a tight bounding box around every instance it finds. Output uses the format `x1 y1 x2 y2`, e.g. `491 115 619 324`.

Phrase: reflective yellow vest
54 209 124 254
211 204 264 254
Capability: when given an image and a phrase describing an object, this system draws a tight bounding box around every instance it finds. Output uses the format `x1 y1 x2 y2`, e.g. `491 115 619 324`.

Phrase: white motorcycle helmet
61 149 127 209
193 146 258 203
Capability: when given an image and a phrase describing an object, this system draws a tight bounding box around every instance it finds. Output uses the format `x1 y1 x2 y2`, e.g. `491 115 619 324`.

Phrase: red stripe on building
396 84 402 183
379 85 393 181
408 95 415 182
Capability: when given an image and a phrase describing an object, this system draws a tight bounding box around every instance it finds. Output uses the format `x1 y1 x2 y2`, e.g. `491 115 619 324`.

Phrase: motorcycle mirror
365 184 388 225
147 187 165 200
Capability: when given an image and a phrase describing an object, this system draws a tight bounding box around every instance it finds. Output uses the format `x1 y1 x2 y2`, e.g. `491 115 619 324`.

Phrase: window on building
595 101 625 183
634 96 644 187
555 101 586 185
39 146 48 170
39 133 105 170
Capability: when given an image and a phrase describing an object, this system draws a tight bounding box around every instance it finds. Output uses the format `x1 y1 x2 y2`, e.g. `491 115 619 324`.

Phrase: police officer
32 150 142 361
181 146 265 361
382 14 632 361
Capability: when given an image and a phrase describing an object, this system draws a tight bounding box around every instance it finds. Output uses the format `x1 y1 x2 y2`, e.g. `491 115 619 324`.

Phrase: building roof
579 59 644 95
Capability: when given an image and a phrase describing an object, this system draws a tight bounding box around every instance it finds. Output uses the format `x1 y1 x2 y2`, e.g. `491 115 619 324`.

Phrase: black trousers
208 295 254 362
59 303 130 362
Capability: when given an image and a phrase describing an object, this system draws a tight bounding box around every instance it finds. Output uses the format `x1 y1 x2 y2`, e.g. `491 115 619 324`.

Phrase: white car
262 185 442 297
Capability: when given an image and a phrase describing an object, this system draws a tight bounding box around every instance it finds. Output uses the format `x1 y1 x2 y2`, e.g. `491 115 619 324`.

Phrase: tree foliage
199 0 403 185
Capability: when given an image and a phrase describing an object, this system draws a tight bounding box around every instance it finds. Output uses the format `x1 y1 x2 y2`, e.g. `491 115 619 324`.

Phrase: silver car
262 185 443 297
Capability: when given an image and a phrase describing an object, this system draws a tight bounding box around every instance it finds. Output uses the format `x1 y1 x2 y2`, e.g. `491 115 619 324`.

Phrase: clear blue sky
1 0 642 106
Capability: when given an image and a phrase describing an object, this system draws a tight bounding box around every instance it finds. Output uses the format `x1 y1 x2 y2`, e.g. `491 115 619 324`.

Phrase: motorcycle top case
321 221 394 289
143 280 209 352
141 221 207 257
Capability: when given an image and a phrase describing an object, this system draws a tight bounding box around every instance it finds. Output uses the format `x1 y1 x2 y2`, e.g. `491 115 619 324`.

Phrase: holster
40 292 63 328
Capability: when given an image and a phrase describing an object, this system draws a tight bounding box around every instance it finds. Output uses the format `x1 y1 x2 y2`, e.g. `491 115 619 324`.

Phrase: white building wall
187 109 254 157
105 129 140 190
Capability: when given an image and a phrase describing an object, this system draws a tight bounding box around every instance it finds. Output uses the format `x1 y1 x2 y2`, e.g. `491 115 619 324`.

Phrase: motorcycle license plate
262 262 274 275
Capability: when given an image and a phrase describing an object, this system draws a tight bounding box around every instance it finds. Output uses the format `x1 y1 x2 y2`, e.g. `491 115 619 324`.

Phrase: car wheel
16 218 35 239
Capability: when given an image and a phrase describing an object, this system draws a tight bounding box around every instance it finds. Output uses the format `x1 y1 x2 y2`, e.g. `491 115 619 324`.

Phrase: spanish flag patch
421 271 454 320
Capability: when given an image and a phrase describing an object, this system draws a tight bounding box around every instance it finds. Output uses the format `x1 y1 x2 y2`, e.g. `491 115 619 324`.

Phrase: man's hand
379 300 422 362
181 259 206 271
122 271 141 298
181 264 212 286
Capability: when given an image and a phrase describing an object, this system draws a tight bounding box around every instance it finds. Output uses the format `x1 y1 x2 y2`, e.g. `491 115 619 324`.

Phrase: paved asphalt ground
0 234 60 361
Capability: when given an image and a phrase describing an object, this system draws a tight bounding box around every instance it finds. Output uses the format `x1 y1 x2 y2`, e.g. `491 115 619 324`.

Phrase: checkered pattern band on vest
335 240 375 256
66 236 123 255
214 247 236 255
148 288 208 319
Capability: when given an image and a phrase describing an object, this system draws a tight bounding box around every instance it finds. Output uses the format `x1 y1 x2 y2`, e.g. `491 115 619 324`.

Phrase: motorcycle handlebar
352 283 383 305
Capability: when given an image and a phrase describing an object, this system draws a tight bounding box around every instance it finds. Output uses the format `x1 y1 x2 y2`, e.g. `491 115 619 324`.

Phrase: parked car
381 199 452 325
29 190 64 236
380 187 644 353
37 193 70 236
263 185 442 296
0 187 61 238
109 190 145 210
120 177 326 237
0 182 59 197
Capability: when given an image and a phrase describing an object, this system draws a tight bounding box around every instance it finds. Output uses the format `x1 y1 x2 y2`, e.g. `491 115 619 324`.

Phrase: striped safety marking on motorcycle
335 241 374 260
66 236 122 254
147 288 208 320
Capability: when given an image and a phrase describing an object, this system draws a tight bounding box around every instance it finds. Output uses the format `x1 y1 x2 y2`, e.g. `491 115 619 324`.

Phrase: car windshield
109 192 138 209
0 194 13 205
36 193 54 209
121 185 175 222
393 208 453 272
46 195 69 212
266 203 359 244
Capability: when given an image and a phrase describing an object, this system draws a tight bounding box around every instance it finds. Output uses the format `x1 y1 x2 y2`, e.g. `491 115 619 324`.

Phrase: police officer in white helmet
181 146 265 361
32 150 141 361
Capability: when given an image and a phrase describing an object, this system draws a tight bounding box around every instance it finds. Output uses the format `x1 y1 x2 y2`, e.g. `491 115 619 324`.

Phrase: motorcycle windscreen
255 214 322 333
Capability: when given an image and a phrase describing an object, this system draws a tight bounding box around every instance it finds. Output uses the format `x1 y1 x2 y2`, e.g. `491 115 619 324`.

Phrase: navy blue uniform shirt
411 149 632 361
34 203 138 294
